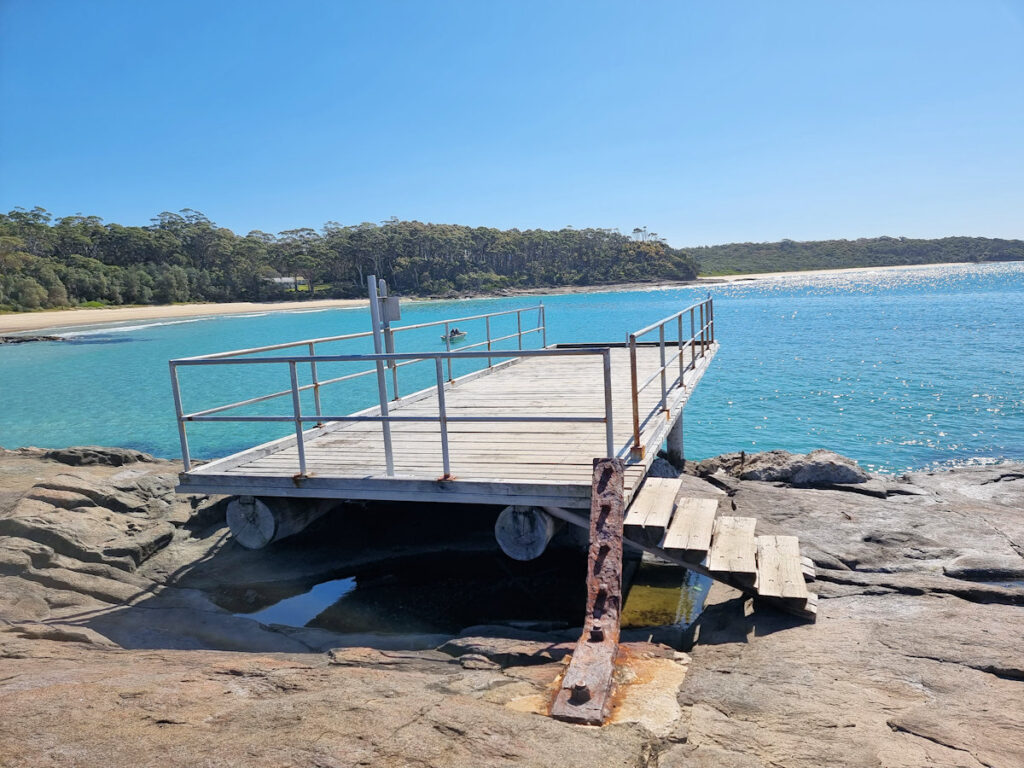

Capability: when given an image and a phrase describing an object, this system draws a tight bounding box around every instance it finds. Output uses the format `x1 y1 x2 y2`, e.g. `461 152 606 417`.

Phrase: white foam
60 317 208 337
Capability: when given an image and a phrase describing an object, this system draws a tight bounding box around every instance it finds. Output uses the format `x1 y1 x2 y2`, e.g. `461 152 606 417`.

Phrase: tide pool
1 261 1021 474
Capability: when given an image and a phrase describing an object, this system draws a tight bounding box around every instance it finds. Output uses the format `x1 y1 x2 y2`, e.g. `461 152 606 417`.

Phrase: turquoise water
1 262 1022 473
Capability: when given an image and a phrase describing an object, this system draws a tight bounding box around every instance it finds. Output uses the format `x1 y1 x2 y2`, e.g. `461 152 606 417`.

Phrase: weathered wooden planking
707 516 758 582
755 535 810 600
662 497 717 562
623 477 680 546
183 343 720 509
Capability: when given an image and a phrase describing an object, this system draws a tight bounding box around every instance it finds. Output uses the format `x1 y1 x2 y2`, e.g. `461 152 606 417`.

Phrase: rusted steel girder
550 457 625 725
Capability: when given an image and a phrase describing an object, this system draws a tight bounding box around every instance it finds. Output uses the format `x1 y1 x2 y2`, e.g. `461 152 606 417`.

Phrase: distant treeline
694 236 1024 275
2 207 1020 312
0 207 697 311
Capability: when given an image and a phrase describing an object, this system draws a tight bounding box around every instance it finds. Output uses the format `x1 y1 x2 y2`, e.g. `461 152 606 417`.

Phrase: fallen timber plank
755 535 809 600
623 477 681 546
707 516 758 584
551 457 625 726
802 555 817 582
662 497 718 562
544 505 819 623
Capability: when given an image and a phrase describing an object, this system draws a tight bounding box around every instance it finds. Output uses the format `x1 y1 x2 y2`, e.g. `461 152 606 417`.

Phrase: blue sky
1 0 1022 246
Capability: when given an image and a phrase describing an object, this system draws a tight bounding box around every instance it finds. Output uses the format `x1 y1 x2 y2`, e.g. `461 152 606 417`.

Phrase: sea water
1 261 1022 474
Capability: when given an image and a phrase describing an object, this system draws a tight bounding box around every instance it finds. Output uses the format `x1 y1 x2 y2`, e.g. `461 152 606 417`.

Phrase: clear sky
1 0 1022 246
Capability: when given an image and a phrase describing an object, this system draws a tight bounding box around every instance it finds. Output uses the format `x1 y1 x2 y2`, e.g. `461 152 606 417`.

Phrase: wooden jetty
171 280 718 510
170 277 818 725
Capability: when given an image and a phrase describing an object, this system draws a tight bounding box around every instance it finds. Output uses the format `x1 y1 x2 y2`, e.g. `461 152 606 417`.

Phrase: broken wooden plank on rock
551 457 625 725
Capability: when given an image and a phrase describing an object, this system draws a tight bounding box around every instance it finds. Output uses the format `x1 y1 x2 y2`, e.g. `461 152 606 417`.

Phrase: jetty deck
170 291 717 509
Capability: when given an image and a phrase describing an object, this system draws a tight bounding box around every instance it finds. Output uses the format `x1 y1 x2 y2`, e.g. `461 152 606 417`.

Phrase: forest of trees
2 207 1021 312
0 208 697 311
694 236 1024 275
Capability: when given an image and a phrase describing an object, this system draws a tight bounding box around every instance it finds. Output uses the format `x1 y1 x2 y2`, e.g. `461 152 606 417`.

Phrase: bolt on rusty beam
551 457 625 726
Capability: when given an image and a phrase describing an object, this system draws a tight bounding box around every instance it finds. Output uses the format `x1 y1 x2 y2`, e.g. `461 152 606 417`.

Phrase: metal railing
627 297 714 458
169 347 614 479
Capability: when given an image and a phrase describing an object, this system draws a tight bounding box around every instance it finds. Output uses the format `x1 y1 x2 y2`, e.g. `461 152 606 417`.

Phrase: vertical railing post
379 279 399 400
485 315 493 367
288 361 307 477
658 323 668 416
700 302 706 358
540 303 547 348
168 362 191 472
443 321 453 382
367 275 394 476
629 334 643 459
308 342 323 426
435 357 452 479
690 306 696 372
677 313 685 386
517 310 523 350
709 298 714 342
602 349 615 459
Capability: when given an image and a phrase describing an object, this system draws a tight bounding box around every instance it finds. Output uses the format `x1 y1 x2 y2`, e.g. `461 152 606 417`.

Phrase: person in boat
450 328 462 337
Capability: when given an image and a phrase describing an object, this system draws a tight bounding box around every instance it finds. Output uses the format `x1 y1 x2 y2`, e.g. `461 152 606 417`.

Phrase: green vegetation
0 207 698 311
3 207 1019 312
693 236 1024 275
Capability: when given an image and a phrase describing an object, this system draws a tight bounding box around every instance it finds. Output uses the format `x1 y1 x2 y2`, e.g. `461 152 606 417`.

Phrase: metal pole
367 275 394 476
308 342 323 425
677 314 685 385
435 357 452 479
444 321 453 382
659 324 668 415
540 303 547 348
485 315 492 367
288 361 307 476
168 362 192 472
379 278 399 400
629 334 642 459
602 349 615 458
690 307 696 372
517 310 523 350
700 302 706 358
709 297 714 342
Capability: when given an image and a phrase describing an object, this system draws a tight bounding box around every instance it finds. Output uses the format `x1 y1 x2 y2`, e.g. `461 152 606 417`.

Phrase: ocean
1 261 1021 474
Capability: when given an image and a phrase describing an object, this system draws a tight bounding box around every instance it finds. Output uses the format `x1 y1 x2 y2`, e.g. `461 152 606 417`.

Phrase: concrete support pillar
666 410 684 469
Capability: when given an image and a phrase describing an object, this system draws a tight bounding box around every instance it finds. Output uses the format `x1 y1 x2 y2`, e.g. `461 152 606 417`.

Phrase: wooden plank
707 516 758 583
662 497 717 562
801 555 816 582
768 535 810 599
623 477 680 546
755 535 783 597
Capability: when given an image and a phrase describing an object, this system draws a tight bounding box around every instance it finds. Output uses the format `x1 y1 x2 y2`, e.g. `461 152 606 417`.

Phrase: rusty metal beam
551 457 625 725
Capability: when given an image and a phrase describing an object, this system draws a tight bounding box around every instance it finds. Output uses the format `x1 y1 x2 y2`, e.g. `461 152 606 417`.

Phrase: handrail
169 346 614 479
626 297 714 458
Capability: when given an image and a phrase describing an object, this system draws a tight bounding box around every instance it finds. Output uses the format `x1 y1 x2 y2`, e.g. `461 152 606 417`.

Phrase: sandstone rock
696 449 870 486
438 635 574 667
42 446 155 467
0 496 174 571
942 553 1024 581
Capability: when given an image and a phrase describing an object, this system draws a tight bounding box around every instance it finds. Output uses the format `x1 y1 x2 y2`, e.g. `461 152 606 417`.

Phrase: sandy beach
0 261 978 334
0 298 369 334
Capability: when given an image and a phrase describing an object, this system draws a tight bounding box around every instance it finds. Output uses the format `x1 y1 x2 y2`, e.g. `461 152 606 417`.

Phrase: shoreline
0 297 369 334
0 260 992 335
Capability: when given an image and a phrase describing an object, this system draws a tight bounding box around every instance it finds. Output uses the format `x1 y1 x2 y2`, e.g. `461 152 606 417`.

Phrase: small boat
442 330 467 343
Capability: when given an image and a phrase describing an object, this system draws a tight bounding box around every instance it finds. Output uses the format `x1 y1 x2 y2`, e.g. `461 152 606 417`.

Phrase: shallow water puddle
229 550 710 636
621 561 711 629
241 577 357 626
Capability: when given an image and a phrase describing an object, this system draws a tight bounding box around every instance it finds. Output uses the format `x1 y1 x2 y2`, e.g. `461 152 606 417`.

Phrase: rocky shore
1 445 1022 767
